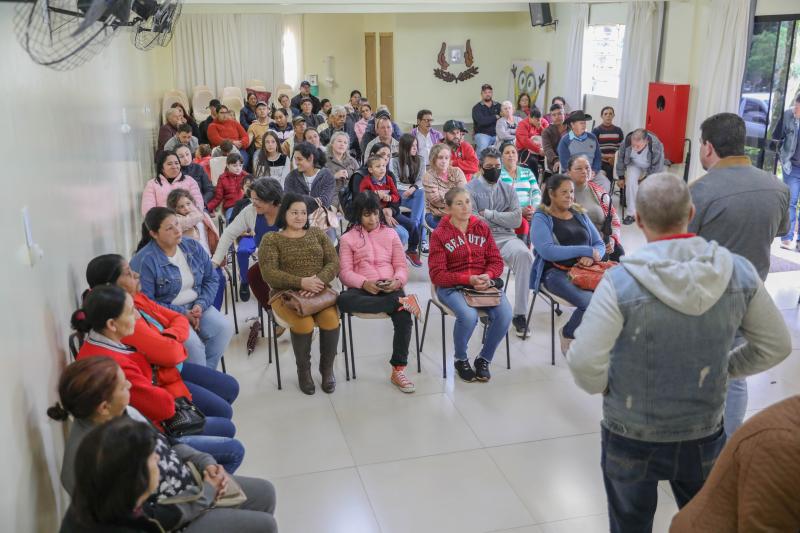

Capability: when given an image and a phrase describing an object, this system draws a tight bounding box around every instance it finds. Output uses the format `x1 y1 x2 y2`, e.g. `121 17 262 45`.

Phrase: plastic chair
419 284 510 378
246 79 266 90
165 89 189 109
192 88 215 122
163 93 190 123
221 86 243 100
340 310 421 381
68 332 84 360
209 156 227 185
222 95 244 117
523 286 571 366
274 83 293 97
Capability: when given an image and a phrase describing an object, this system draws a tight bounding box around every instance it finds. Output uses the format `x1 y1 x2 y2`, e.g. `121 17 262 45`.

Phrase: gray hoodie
466 175 522 240
565 237 792 441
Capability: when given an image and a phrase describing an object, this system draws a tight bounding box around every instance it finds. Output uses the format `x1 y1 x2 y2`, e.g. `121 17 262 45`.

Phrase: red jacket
515 117 550 155
359 174 400 207
207 170 248 212
448 141 479 181
428 215 504 287
76 337 175 427
207 119 250 149
122 292 191 400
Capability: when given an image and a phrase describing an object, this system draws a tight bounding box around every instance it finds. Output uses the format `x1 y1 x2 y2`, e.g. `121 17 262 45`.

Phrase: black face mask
483 167 501 183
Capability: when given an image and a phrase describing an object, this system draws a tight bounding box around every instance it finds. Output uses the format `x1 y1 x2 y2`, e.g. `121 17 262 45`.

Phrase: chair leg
523 292 537 340
221 356 227 374
550 301 556 366
270 311 282 390
223 275 229 315
414 316 421 373
341 312 350 381
440 311 447 379
266 310 272 366
259 304 265 338
231 247 239 302
420 299 433 352
347 313 356 379
506 332 510 369
230 283 239 335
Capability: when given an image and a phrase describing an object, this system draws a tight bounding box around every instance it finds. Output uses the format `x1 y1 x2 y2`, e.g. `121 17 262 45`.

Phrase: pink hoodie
339 225 408 289
141 174 205 217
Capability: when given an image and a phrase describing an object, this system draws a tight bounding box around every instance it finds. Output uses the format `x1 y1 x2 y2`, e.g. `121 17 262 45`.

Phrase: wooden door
379 32 394 116
364 33 377 106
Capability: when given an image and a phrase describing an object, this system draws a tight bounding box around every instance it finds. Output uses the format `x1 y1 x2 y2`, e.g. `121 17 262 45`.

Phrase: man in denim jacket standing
565 173 792 533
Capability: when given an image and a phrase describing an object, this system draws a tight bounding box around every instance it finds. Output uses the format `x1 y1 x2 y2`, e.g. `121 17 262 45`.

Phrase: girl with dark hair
254 130 290 182
283 141 336 220
530 174 605 354
51 360 277 533
141 150 205 217
259 193 340 395
167 188 220 255
207 153 249 221
338 191 418 393
268 108 293 143
132 207 234 371
390 133 426 265
83 254 240 447
240 92 259 131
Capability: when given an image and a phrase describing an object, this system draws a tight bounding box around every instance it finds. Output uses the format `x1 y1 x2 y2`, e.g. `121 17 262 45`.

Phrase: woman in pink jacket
337 191 417 393
141 150 205 217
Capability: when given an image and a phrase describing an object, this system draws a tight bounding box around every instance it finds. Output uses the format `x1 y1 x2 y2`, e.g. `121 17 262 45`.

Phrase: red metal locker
645 83 690 164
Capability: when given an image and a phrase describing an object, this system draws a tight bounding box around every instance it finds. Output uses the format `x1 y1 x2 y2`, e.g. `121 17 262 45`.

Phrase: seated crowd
53 79 799 533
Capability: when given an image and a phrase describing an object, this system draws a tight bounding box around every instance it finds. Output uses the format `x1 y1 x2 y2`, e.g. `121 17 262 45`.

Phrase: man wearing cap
247 101 272 151
281 115 307 158
443 120 480 181
291 81 322 115
199 99 221 145
472 83 502 156
363 115 399 163
299 97 322 129
557 110 607 190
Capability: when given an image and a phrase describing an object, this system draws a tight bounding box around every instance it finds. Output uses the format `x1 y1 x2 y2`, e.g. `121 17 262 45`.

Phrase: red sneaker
391 366 416 393
406 251 423 268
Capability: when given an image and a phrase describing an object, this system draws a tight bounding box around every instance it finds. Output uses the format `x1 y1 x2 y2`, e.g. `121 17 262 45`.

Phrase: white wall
0 6 164 529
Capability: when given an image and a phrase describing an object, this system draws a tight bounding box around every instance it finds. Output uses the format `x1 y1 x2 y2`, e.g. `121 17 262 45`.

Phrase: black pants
605 241 625 263
337 288 412 366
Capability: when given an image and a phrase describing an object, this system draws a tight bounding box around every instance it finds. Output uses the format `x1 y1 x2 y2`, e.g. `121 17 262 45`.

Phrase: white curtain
173 14 286 96
617 2 661 135
281 15 303 91
564 3 589 111
689 0 752 178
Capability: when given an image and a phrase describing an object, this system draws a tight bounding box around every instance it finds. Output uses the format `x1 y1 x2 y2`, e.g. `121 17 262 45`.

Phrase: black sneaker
239 282 251 302
474 357 491 382
454 359 476 382
479 315 489 326
512 315 529 338
622 216 635 225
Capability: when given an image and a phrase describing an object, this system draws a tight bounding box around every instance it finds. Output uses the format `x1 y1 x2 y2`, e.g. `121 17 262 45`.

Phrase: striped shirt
592 125 625 155
500 165 541 208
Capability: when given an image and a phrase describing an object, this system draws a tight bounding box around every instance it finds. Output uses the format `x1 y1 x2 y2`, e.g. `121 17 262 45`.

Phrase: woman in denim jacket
530 174 605 355
131 207 234 370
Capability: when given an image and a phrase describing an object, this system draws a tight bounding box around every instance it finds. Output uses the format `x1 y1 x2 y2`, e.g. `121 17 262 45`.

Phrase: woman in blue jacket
131 207 235 370
530 173 605 354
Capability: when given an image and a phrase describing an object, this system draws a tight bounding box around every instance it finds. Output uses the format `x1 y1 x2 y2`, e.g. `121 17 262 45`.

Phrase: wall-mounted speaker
529 3 554 27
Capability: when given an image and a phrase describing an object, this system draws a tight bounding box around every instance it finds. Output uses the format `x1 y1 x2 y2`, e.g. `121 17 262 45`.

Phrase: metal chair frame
340 311 421 381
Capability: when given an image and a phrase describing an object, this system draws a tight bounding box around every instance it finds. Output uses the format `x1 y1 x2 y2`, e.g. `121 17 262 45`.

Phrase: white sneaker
559 327 572 357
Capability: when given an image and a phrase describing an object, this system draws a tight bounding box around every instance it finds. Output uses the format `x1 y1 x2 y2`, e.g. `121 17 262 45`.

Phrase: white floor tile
358 450 534 533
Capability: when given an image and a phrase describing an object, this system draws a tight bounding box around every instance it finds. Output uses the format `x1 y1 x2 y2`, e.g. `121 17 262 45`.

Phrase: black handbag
163 397 206 438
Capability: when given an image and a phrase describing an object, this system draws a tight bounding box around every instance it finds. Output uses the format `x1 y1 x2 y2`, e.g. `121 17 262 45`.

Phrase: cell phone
376 279 391 288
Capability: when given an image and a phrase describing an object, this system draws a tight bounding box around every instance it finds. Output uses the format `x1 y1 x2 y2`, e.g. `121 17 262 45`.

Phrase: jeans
185 305 235 370
391 221 409 246
474 133 495 156
337 288 412 366
436 287 512 362
213 268 225 311
394 212 417 249
237 236 257 284
401 188 425 251
783 164 800 241
724 378 748 438
624 165 648 216
541 267 593 338
601 426 726 533
182 362 240 418
177 434 245 474
496 236 533 316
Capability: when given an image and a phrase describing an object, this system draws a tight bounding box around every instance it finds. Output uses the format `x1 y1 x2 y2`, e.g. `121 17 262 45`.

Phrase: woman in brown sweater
258 192 340 395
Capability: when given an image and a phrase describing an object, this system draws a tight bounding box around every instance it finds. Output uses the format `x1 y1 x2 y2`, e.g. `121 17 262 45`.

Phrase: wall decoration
509 60 548 111
434 39 479 83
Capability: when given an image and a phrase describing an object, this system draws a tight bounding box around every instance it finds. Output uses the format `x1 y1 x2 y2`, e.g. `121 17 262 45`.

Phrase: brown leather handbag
269 288 339 317
460 287 502 308
309 198 339 231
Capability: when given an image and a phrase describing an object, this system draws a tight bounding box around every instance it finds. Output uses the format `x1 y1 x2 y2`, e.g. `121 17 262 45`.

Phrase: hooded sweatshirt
466 175 522 240
428 215 504 287
566 236 792 442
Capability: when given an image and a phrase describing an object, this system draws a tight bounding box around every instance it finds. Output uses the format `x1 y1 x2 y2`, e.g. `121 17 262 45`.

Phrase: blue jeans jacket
130 238 219 313
529 209 606 292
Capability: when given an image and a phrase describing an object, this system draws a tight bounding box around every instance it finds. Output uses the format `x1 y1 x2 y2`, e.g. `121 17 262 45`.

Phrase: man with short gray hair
615 127 665 225
319 105 356 153
566 172 792 533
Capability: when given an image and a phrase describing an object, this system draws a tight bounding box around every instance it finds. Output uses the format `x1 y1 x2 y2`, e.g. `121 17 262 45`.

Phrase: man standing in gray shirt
688 112 789 437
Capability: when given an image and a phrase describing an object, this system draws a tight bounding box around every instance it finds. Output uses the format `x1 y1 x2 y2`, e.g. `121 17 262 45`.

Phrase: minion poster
509 60 548 112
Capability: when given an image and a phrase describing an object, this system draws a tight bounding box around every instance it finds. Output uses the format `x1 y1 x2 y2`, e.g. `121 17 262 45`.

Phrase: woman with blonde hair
422 143 467 230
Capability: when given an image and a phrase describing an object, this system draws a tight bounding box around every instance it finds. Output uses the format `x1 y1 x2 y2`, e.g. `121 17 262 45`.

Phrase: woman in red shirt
427 187 512 383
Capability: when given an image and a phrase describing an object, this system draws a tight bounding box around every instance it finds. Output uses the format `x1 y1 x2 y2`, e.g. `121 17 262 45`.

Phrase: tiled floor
220 224 800 533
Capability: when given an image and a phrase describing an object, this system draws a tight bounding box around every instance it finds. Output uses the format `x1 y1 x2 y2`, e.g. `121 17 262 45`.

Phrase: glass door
740 15 800 174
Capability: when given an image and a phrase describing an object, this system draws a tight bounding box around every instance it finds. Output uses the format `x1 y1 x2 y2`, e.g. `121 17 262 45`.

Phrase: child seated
166 188 220 256
207 153 249 221
359 155 411 246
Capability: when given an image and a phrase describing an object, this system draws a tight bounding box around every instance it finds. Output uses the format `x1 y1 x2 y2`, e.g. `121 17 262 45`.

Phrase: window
282 27 299 89
582 25 626 98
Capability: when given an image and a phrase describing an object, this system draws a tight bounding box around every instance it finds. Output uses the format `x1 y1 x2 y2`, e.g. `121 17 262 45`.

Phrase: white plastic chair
192 88 215 122
246 79 266 90
223 96 244 118
209 156 227 186
221 86 243 101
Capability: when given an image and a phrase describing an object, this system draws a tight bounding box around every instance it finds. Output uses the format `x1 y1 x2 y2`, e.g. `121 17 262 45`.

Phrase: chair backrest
246 79 265 90
164 89 189 110
209 156 227 185
192 84 211 96
222 96 244 117
162 95 186 123
274 83 293 96
68 332 84 360
192 88 215 121
221 86 243 100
